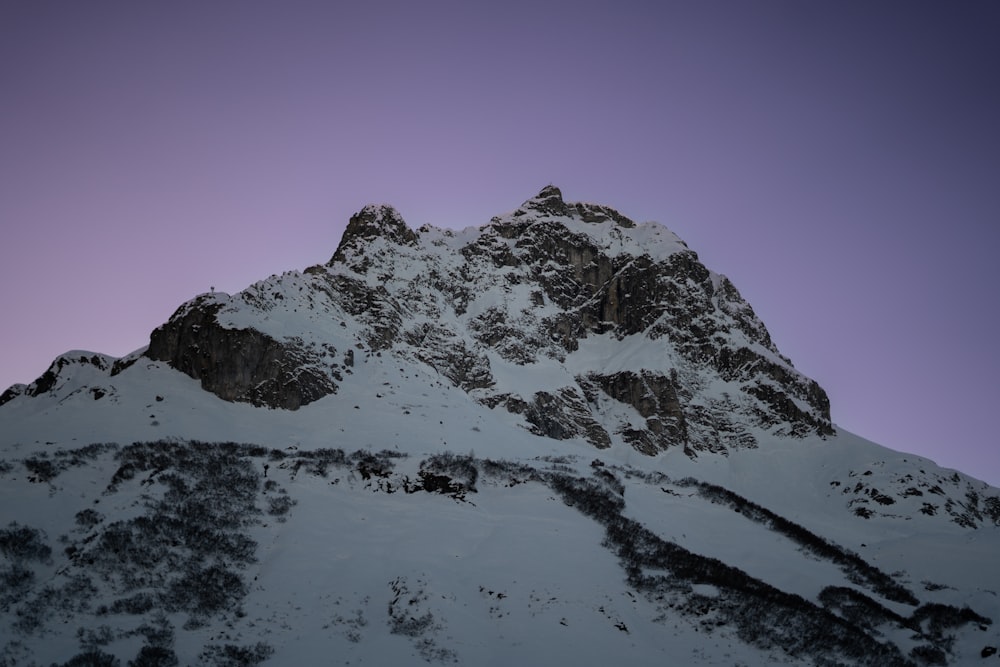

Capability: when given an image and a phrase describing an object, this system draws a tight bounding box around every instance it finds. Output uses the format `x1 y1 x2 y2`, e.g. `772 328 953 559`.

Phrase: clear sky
2 1 998 486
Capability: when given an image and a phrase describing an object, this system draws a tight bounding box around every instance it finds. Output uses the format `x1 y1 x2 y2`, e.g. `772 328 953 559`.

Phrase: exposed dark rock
110 355 139 376
330 204 417 268
0 385 24 407
584 371 687 454
571 201 636 227
714 346 832 436
459 207 831 439
523 388 611 449
30 364 61 396
510 186 636 227
310 273 402 351
145 297 337 410
462 227 522 267
513 185 570 218
685 394 758 451
403 323 494 391
144 187 830 439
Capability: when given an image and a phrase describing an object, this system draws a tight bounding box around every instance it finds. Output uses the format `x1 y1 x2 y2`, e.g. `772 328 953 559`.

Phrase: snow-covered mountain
1 186 997 666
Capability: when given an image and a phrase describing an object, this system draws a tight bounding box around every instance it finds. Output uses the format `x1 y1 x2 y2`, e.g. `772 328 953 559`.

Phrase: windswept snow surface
1 352 998 665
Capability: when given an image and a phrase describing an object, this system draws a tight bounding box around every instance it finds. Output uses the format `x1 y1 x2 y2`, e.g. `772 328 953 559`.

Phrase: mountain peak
8 187 834 446
514 184 570 218
537 183 563 200
330 203 417 264
127 187 835 451
509 185 636 228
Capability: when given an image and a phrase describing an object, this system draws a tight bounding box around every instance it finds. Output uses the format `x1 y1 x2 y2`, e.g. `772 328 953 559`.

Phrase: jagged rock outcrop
511 185 637 228
403 323 494 391
331 204 418 269
308 272 403 351
583 371 688 454
145 296 339 410
0 385 21 406
520 388 612 449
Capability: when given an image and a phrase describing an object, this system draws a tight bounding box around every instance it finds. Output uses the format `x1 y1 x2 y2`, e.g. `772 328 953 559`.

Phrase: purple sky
2 1 998 486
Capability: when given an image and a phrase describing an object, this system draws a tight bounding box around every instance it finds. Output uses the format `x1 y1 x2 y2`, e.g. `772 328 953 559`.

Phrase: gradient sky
2 1 998 486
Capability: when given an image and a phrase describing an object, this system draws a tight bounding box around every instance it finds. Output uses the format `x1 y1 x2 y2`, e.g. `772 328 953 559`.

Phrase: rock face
584 371 688 455
331 204 418 269
65 186 833 454
145 297 339 410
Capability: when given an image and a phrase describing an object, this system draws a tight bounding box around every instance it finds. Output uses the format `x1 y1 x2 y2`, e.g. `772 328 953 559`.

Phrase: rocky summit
0 187 998 666
136 185 831 452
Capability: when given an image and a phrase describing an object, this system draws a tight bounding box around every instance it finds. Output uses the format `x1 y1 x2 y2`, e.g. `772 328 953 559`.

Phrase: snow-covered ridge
141 186 830 450
490 184 692 262
8 187 830 449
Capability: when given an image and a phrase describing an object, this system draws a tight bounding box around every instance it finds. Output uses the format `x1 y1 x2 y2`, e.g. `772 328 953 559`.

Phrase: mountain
1 186 997 666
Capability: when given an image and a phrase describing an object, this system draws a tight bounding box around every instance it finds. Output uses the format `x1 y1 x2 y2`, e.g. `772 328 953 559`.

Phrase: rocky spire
330 204 417 265
514 185 570 218
512 185 636 227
